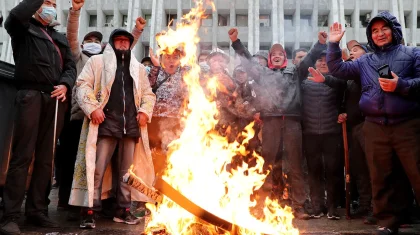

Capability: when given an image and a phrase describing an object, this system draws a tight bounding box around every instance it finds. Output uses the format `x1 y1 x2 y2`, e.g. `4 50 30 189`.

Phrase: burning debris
128 1 299 234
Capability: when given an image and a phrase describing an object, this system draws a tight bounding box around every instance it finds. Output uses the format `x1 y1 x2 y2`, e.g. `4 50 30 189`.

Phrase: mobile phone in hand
377 64 392 79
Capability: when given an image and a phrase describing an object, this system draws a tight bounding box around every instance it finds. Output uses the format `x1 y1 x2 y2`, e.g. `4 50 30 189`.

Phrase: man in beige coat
56 0 147 220
69 28 156 229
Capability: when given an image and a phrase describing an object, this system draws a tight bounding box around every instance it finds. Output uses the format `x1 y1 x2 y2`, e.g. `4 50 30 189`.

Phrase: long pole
52 99 58 184
342 121 351 219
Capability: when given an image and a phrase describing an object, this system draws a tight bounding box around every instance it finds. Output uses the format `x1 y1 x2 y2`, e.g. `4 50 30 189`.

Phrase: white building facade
0 0 419 63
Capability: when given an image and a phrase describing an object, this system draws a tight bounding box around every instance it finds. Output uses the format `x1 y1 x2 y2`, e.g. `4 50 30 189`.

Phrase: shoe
310 209 324 219
293 207 310 220
363 211 377 225
80 209 96 229
327 207 340 220
26 212 59 228
132 202 151 218
375 226 398 235
0 219 20 235
113 208 141 225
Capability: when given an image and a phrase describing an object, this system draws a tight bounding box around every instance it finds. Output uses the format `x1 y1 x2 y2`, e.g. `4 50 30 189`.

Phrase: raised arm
137 65 156 122
131 17 146 49
67 0 85 60
326 22 360 80
297 32 328 79
5 0 45 36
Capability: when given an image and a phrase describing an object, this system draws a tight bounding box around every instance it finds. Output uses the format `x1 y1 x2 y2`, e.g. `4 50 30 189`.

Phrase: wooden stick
342 121 351 219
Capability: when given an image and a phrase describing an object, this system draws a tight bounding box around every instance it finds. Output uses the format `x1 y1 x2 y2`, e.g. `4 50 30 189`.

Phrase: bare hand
51 85 68 102
136 112 148 126
254 112 262 125
318 31 328 44
379 71 399 92
72 0 85 11
308 67 326 83
135 17 147 30
91 109 105 125
228 28 238 42
342 48 350 61
329 22 345 43
337 113 347 123
149 48 160 66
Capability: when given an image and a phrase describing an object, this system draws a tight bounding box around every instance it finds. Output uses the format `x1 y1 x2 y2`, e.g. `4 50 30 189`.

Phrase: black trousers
3 90 67 219
349 122 372 209
57 119 83 207
261 117 306 208
304 133 342 210
363 119 420 230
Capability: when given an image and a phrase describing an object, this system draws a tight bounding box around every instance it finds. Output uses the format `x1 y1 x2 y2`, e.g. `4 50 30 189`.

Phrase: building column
114 0 122 28
56 0 63 32
150 0 164 50
96 0 104 32
352 0 360 41
411 0 418 46
0 0 7 62
229 1 236 57
398 0 407 45
312 0 319 45
254 0 260 54
372 0 378 17
177 0 182 23
212 7 218 50
294 0 301 50
278 0 285 46
247 0 254 54
272 0 279 44
391 0 399 19
126 0 134 30
338 0 346 47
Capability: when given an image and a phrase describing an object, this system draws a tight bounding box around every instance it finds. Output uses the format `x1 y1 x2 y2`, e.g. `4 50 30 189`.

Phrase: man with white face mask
55 0 146 220
0 0 76 234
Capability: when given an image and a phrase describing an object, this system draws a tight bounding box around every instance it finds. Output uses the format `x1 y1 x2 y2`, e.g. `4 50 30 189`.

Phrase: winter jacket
327 11 420 125
5 0 76 93
298 42 346 135
148 66 187 118
67 8 143 121
231 40 299 117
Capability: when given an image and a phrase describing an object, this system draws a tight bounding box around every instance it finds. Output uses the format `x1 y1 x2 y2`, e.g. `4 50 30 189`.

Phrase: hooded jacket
98 29 140 139
232 39 299 117
327 11 420 125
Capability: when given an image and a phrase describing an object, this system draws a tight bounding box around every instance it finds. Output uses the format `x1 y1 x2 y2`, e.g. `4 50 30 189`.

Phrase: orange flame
142 1 299 234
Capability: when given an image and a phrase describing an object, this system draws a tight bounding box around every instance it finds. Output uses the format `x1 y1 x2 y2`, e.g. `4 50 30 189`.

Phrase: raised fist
135 17 147 30
72 0 85 11
228 28 238 42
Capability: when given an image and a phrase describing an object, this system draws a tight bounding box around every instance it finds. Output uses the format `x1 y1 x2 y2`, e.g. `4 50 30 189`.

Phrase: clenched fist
318 31 328 44
228 28 238 42
135 17 147 31
72 0 85 11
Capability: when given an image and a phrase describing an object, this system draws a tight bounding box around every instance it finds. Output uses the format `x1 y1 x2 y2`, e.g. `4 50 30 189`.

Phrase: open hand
72 0 85 11
228 28 238 42
329 22 345 43
379 71 399 92
51 85 68 102
308 67 326 83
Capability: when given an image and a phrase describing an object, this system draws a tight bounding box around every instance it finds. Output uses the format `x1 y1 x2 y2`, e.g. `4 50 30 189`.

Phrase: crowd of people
0 0 419 235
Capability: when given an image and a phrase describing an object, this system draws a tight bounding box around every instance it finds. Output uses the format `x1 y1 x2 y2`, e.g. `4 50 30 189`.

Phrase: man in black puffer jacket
298 31 346 220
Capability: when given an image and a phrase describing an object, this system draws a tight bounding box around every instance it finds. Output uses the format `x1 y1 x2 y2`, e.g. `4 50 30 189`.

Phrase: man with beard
69 29 156 229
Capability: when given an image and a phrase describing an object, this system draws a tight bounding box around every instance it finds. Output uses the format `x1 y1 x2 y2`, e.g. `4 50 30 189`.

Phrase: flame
142 1 299 234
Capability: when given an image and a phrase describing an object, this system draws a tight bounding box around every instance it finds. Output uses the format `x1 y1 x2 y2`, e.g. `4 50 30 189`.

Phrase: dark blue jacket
327 11 420 125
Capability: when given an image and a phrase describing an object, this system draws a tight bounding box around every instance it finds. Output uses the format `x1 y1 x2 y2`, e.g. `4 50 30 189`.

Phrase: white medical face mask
37 6 57 24
83 42 102 54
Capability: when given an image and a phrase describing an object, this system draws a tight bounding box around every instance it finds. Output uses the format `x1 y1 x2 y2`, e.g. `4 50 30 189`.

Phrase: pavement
6 189 420 235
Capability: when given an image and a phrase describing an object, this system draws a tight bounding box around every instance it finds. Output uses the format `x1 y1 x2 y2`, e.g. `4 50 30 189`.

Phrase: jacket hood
366 11 402 52
109 28 134 50
268 43 288 69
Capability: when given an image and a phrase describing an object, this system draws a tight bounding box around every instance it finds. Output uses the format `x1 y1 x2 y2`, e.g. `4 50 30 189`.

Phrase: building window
285 45 293 59
167 14 177 26
201 14 212 26
259 45 270 51
122 15 128 27
0 12 3 27
345 15 352 27
105 15 114 27
62 12 68 27
218 14 229 26
145 14 152 27
284 15 293 30
360 13 370 28
300 15 312 27
236 14 248 27
200 43 212 52
144 46 150 57
89 14 97 27
0 42 3 57
417 16 420 28
259 15 270 27
318 15 328 27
